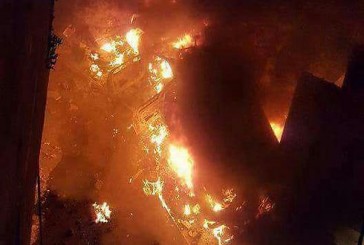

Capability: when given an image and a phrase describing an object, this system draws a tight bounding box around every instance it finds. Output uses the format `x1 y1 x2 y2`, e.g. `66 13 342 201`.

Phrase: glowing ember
270 122 284 142
173 34 193 49
203 219 216 229
160 60 173 79
150 124 168 156
143 178 174 221
101 43 114 53
90 64 103 78
101 39 123 53
126 28 142 54
213 225 234 245
192 204 201 214
257 195 275 218
143 178 163 196
168 144 194 191
92 202 111 223
155 83 164 93
206 194 224 212
223 188 237 205
90 53 99 61
184 204 191 216
148 57 173 93
109 53 124 67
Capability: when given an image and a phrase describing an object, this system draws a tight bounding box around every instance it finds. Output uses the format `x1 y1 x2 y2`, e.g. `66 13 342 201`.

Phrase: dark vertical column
340 46 364 223
0 0 53 244
280 73 343 242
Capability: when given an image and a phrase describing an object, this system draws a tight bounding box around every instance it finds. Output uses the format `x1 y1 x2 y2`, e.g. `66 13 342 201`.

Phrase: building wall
0 0 53 244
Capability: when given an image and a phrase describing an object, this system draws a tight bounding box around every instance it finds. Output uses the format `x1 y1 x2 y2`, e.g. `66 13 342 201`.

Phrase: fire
203 220 233 244
148 57 173 93
270 122 284 142
160 60 173 79
109 53 124 67
168 144 194 191
192 204 201 214
184 204 191 216
213 225 233 245
150 124 168 156
90 52 99 61
155 83 164 93
90 64 102 78
101 43 114 53
223 188 237 205
126 28 142 54
143 178 174 220
101 39 123 53
206 194 224 212
85 16 241 244
143 178 164 196
173 34 193 49
203 219 216 229
92 202 111 223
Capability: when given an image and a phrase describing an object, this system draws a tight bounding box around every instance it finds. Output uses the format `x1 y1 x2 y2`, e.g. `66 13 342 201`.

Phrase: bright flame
203 219 216 229
90 53 99 61
270 122 284 142
110 53 124 67
150 124 168 156
173 34 193 49
101 39 123 53
148 57 173 93
101 43 114 53
192 204 200 214
184 204 191 216
92 202 111 223
90 64 102 78
213 225 233 245
160 60 173 79
168 144 194 191
206 194 224 212
155 83 164 93
126 28 142 54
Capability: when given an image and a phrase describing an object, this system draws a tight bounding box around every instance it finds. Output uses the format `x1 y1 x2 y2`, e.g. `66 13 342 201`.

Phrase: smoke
189 0 364 123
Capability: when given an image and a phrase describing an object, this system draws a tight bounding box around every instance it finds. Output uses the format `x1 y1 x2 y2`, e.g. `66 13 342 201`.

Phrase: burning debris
168 144 194 192
172 34 194 49
93 202 111 224
256 196 275 219
38 2 280 244
42 12 278 244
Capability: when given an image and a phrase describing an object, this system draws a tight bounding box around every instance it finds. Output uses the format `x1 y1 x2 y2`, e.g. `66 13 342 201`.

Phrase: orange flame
173 34 193 49
270 122 284 142
206 194 224 212
126 28 142 54
168 144 194 191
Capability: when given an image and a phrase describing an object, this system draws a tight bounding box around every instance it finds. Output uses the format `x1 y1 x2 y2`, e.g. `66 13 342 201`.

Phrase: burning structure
0 0 364 244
